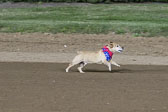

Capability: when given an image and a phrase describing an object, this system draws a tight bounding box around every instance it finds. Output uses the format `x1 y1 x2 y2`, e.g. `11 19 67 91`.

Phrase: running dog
66 42 124 73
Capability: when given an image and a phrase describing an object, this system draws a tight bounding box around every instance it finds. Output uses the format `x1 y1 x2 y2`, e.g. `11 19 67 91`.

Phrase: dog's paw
65 69 69 73
117 65 121 67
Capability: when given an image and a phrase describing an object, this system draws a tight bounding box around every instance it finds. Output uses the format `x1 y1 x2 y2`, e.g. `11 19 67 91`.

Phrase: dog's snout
122 47 124 50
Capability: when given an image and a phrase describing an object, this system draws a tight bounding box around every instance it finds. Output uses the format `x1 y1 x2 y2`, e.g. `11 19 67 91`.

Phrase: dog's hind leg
65 55 83 72
78 62 87 73
65 63 74 73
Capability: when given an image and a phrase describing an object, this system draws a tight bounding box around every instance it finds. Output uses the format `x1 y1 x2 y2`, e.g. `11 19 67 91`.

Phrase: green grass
0 3 168 37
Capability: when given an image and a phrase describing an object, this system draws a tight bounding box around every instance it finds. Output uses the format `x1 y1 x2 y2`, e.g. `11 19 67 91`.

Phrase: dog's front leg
110 60 120 67
104 62 111 71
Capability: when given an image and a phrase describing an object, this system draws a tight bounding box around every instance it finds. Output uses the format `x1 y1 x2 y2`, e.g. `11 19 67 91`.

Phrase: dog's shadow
67 64 135 73
84 68 133 73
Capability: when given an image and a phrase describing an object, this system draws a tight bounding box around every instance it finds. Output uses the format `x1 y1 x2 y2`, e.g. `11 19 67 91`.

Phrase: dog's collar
102 46 113 61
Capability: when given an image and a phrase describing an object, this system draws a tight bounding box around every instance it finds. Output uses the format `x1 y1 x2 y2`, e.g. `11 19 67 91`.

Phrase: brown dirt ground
0 33 168 57
0 33 168 112
0 62 168 112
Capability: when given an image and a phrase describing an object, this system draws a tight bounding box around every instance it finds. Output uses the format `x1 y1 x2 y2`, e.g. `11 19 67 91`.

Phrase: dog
66 42 124 73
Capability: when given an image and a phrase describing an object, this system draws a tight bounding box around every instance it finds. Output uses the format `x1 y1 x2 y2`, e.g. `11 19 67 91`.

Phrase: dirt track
0 33 167 111
0 62 168 112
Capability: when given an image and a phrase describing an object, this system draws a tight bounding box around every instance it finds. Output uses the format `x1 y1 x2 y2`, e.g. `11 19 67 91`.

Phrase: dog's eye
117 45 119 47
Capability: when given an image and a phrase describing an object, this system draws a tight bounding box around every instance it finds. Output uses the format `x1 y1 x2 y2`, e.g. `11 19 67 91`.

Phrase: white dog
66 42 124 73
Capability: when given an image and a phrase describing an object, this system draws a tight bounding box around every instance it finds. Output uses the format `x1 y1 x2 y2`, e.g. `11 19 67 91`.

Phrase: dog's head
106 42 124 53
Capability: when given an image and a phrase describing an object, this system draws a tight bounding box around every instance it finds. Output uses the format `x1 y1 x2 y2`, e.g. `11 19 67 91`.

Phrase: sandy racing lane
0 62 168 112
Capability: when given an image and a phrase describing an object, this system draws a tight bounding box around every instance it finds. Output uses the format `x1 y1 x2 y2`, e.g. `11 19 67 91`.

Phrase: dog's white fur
66 42 123 73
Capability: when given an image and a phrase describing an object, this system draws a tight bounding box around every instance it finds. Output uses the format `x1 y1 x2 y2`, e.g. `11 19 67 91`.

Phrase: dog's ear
109 42 113 48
